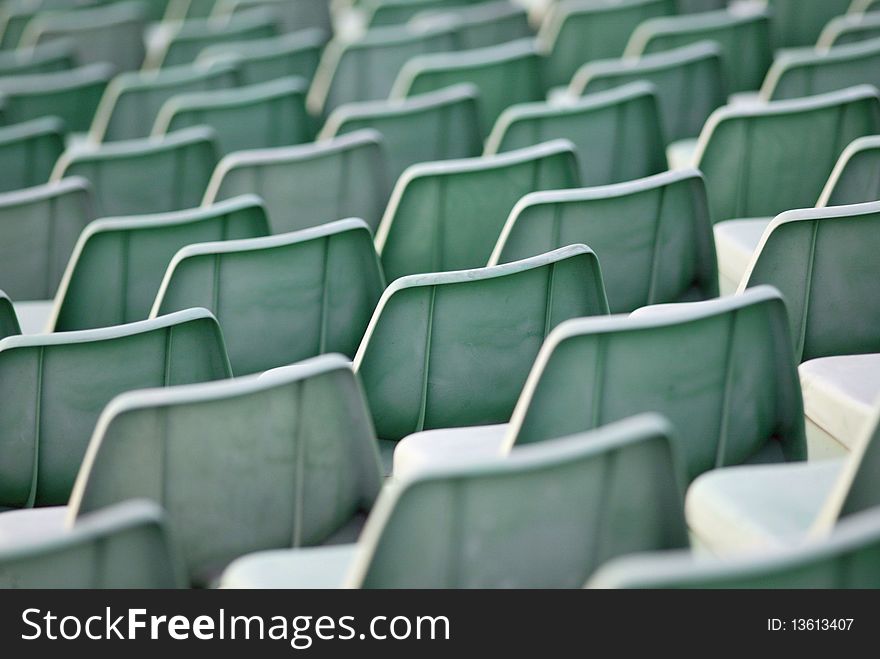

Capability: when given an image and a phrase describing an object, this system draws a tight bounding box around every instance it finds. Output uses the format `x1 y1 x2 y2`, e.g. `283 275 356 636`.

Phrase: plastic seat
376 140 580 280
484 82 667 186
165 0 221 21
220 414 687 588
766 0 853 48
701 87 880 291
589 505 880 588
214 0 333 34
624 7 773 94
18 1 148 72
65 355 382 586
0 0 98 51
355 245 609 470
491 169 718 313
390 38 545 135
197 28 327 86
319 84 482 186
52 127 220 217
151 219 385 375
0 308 231 509
152 77 312 155
203 129 389 234
818 134 880 206
0 178 93 303
568 41 726 145
146 8 279 69
761 38 880 101
0 500 185 588
88 61 239 143
537 0 676 89
0 290 20 341
0 39 74 77
306 23 458 116
0 117 65 193
48 196 269 333
0 63 114 132
365 0 473 28
818 12 880 49
409 1 532 51
677 0 727 12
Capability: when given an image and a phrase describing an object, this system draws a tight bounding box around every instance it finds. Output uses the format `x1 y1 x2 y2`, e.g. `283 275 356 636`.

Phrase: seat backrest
491 169 718 313
537 0 676 88
0 39 75 76
319 84 482 186
0 63 115 133
0 0 88 51
152 77 312 155
349 414 688 588
0 116 65 193
0 308 231 508
203 129 389 234
506 287 806 482
197 28 327 86
0 178 94 301
0 290 20 340
165 0 217 20
89 62 240 143
52 127 220 217
570 41 725 143
366 0 471 28
152 219 385 375
766 0 852 48
624 7 773 94
216 0 332 34
376 140 581 280
0 500 185 588
484 82 667 186
49 195 269 332
20 1 148 72
818 134 880 206
70 355 383 584
307 23 458 116
410 1 532 51
818 12 880 49
589 505 880 589
694 85 880 223
390 37 545 135
739 201 880 362
762 37 880 101
356 245 609 443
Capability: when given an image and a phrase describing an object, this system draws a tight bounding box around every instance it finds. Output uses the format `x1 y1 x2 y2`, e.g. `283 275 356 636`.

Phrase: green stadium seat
818 134 880 206
365 0 473 28
0 290 20 340
766 0 852 48
1 0 101 51
164 0 218 21
0 39 75 76
818 11 880 49
214 0 333 34
409 1 532 51
0 116 65 193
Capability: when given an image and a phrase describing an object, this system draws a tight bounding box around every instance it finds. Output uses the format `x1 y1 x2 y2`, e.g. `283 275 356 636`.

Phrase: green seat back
216 0 332 34
491 169 718 313
818 134 880 206
366 0 474 27
50 195 269 332
484 82 667 186
356 245 609 443
818 12 880 49
165 0 217 20
1 0 100 51
694 85 880 223
0 117 65 193
676 0 726 12
0 308 232 508
70 355 382 585
152 219 385 375
0 290 20 340
0 39 75 76
766 0 852 48
410 1 532 51
0 178 94 301
204 129 389 234
376 140 581 279
320 84 482 186
508 287 807 482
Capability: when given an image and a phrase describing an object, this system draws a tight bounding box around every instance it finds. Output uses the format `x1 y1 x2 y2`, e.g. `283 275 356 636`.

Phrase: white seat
391 424 509 478
12 300 54 334
800 354 880 454
221 544 359 589
713 217 772 294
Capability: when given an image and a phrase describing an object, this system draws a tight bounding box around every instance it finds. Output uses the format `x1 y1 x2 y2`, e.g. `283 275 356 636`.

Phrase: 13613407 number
767 618 854 631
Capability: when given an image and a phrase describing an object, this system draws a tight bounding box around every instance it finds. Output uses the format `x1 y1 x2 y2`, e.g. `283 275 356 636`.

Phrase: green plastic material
484 82 667 186
0 62 114 132
410 1 532 51
89 61 239 143
152 219 386 375
1 0 102 51
676 0 726 12
69 355 382 585
694 85 880 223
491 169 718 313
165 0 217 20
49 195 269 332
152 77 312 155
766 0 853 48
390 38 544 136
0 40 75 76
818 12 880 49
214 0 332 34
319 84 482 187
0 500 185 588
625 8 773 94
376 140 581 280
0 290 20 340
738 200 880 363
355 245 609 459
538 0 676 89
506 287 807 482
53 127 220 217
0 116 65 193
0 178 94 301
367 0 473 27
818 134 880 206
0 308 232 508
569 41 726 144
203 129 389 234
